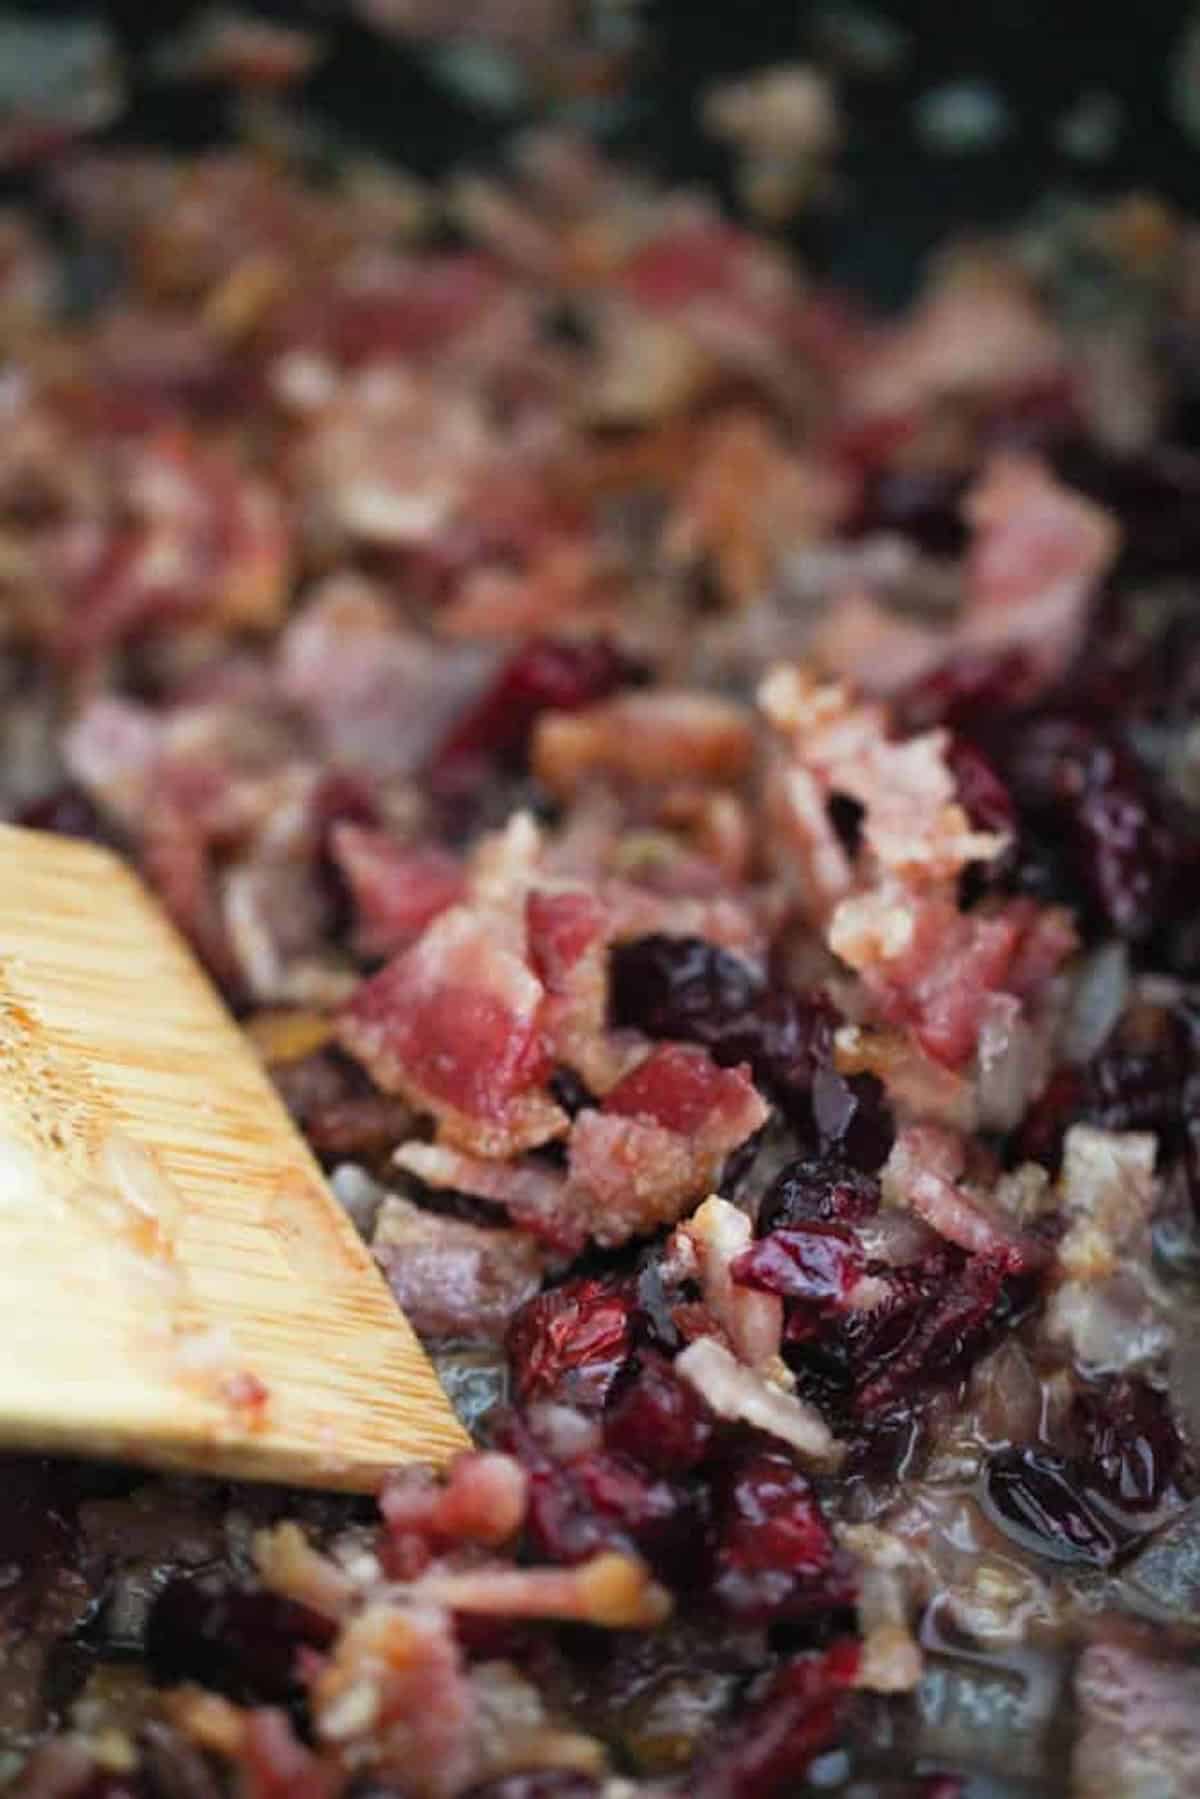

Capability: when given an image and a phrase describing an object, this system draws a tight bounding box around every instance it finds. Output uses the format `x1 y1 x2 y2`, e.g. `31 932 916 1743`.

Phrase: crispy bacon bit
395 1141 581 1253
532 690 754 798
761 667 1006 884
678 1195 784 1370
961 453 1121 687
381 1452 528 1552
565 1048 769 1247
331 826 465 957
372 1194 544 1341
414 1551 672 1629
253 1523 358 1621
881 1124 1037 1262
308 1602 477 1796
338 907 566 1157
1055 1125 1157 1280
830 889 1074 1069
677 1337 844 1468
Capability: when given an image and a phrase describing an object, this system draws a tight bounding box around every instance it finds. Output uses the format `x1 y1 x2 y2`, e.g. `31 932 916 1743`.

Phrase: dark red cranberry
507 1278 636 1410
1014 1066 1086 1171
732 1224 864 1306
983 1448 1128 1567
810 1068 894 1171
1072 1379 1182 1514
432 637 642 784
848 465 969 556
711 1451 855 1622
463 1777 602 1799
757 1157 880 1235
609 935 763 1047
854 1247 1028 1415
946 736 1017 839
608 936 839 1133
1006 715 1173 940
1053 439 1200 580
691 1640 860 1799
17 784 110 843
567 1450 695 1577
144 1572 334 1703
900 650 1036 732
604 1351 714 1474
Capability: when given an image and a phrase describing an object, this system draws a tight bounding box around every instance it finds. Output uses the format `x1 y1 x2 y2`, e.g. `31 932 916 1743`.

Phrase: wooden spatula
0 823 467 1491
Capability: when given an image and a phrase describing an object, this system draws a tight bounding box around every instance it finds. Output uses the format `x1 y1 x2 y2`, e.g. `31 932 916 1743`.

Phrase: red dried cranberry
983 1448 1129 1567
17 784 111 844
609 934 763 1046
854 1247 1026 1415
1015 1066 1086 1171
810 1068 894 1171
567 1450 695 1576
432 637 641 784
946 736 1017 839
757 1157 880 1235
144 1572 334 1703
732 1225 864 1306
900 650 1036 732
711 1451 855 1622
1072 1379 1182 1514
848 463 968 555
604 1351 714 1474
691 1640 860 1799
1007 715 1173 941
608 936 839 1132
507 1278 635 1410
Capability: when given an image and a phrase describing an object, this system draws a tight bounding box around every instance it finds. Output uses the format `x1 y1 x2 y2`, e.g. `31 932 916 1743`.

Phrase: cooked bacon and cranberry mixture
6 111 1200 1799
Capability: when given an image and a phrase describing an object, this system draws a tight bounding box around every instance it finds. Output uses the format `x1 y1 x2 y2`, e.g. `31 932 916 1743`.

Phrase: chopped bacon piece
308 1602 478 1796
882 1124 1039 1263
331 825 465 957
395 1141 582 1254
380 1452 528 1553
562 1048 769 1248
413 1551 672 1629
371 1194 544 1341
533 689 754 798
339 907 566 1156
961 452 1120 687
677 1195 784 1370
280 575 491 777
676 1337 844 1469
830 888 1074 1069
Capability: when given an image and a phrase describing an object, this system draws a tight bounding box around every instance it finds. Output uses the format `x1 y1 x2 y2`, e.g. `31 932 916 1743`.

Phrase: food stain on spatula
0 822 467 1489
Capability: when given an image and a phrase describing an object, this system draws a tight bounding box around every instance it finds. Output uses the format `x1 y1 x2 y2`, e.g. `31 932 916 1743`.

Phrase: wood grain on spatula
0 824 467 1490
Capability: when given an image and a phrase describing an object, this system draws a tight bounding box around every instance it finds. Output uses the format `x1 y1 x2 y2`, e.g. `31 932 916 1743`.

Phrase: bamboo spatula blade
0 824 467 1489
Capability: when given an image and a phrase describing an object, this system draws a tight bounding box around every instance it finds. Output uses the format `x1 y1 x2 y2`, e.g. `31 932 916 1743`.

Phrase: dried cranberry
757 1157 880 1235
848 463 968 555
144 1572 334 1703
732 1224 864 1306
432 637 641 783
900 650 1036 732
810 1068 894 1171
711 1451 855 1622
945 736 1017 839
568 1450 696 1577
1072 1379 1182 1514
854 1247 1026 1415
691 1640 860 1799
608 936 838 1132
1053 439 1200 581
604 1351 714 1474
983 1448 1128 1567
609 935 762 1047
507 1278 635 1410
17 784 110 844
1006 715 1173 940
